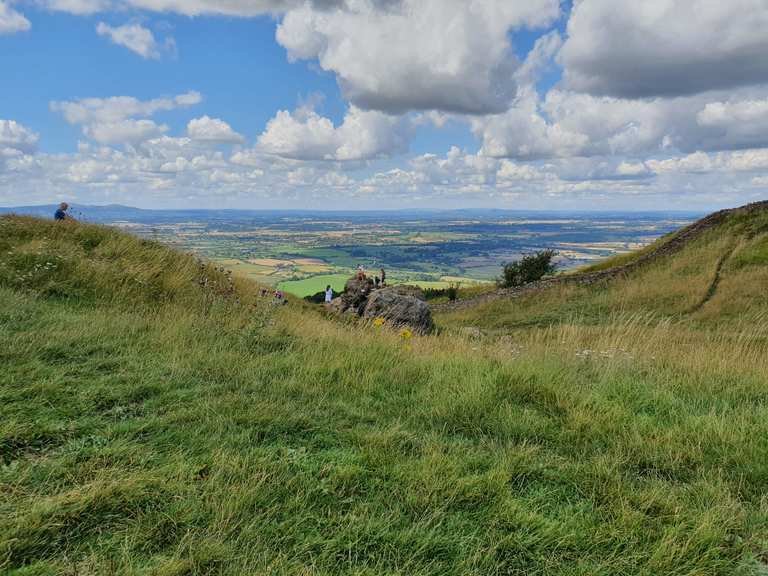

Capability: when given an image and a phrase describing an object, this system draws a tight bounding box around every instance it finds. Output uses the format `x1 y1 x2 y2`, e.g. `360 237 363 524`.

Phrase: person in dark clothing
54 202 73 221
380 268 386 286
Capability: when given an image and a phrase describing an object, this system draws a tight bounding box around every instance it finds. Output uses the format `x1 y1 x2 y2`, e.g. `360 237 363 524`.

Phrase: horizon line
0 203 709 214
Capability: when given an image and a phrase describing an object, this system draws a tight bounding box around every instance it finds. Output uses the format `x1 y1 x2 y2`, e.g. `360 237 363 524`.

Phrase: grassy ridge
2 215 768 575
438 207 768 329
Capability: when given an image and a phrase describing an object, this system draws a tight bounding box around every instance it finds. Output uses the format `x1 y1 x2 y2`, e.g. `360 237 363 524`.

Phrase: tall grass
2 216 768 575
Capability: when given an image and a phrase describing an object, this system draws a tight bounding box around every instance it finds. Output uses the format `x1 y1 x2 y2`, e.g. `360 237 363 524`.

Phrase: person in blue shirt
54 202 73 221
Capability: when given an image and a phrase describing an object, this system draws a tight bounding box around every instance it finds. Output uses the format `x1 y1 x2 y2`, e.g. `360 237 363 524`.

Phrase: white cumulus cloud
276 0 560 114
0 1 30 34
561 0 768 98
0 120 39 155
258 105 409 161
50 91 202 145
187 116 245 144
42 0 113 15
474 86 768 161
96 22 166 59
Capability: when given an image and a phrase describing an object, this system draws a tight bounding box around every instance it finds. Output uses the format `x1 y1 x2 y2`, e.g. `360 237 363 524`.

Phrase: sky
1 0 768 211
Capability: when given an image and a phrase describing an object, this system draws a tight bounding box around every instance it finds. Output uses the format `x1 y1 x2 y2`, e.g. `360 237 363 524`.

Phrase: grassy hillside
438 202 768 328
2 214 768 575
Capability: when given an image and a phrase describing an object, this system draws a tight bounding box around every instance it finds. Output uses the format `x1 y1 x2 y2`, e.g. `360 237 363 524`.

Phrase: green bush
446 282 460 301
499 250 557 288
423 283 460 302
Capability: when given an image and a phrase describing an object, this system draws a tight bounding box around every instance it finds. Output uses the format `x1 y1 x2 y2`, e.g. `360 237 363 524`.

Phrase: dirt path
685 243 738 315
432 200 768 314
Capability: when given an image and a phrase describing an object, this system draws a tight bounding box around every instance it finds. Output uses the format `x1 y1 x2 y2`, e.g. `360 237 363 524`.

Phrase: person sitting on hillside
325 285 334 304
54 202 74 221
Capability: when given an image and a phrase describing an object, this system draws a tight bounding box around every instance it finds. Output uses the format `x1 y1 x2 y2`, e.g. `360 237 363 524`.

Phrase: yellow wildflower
373 317 386 327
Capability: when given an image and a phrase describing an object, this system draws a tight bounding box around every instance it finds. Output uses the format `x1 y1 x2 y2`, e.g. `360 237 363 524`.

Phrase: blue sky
1 0 768 210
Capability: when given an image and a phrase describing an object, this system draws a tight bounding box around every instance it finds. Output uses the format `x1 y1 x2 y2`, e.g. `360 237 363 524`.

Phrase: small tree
499 250 558 288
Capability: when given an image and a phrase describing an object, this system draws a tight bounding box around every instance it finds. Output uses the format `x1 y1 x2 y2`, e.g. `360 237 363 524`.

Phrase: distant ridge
0 204 149 222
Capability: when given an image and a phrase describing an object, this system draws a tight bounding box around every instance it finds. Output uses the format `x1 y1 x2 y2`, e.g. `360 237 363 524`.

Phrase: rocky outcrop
383 284 425 301
362 288 434 335
340 276 373 314
330 278 434 335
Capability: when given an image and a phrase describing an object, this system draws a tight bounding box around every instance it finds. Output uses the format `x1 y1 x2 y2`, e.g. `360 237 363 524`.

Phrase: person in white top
325 285 334 304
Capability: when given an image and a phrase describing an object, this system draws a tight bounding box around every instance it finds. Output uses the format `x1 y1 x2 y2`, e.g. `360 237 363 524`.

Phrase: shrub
446 283 460 301
499 250 558 288
423 283 460 302
305 290 334 304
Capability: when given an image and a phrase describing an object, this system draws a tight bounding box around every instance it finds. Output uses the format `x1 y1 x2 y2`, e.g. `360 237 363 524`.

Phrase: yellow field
247 258 293 267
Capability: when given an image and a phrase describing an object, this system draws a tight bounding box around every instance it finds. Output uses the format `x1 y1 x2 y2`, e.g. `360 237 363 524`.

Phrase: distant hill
1 208 767 575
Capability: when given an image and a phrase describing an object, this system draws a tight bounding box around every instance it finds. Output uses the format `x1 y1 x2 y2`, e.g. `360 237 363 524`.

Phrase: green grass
2 215 768 575
278 273 350 297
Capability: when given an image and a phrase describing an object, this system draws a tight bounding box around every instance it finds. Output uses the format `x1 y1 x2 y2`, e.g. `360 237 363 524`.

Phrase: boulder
362 289 434 335
340 276 373 313
328 297 346 314
382 284 425 301
329 276 434 335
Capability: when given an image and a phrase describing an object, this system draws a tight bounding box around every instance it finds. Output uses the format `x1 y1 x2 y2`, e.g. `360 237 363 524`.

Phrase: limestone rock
362 289 434 335
381 284 425 301
340 276 374 313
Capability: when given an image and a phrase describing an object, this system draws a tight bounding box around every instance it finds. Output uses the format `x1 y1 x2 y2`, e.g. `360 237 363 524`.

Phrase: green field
277 275 490 297
278 273 350 296
3 211 768 575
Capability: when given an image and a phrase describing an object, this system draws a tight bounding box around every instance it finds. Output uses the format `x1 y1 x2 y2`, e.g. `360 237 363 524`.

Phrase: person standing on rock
325 285 334 305
380 268 386 286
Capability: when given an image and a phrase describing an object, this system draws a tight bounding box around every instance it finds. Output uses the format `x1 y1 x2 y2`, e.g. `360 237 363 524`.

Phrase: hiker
356 264 366 281
374 276 380 289
325 285 334 304
380 268 386 286
54 202 74 221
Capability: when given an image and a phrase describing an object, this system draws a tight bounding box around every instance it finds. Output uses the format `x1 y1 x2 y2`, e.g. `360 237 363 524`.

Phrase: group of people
356 264 386 287
323 265 387 304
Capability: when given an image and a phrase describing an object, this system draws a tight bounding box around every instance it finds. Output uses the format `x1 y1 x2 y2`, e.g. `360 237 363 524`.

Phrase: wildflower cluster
0 247 64 290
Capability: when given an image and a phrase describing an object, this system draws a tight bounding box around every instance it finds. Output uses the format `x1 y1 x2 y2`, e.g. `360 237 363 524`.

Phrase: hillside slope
436 200 768 328
2 215 768 575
